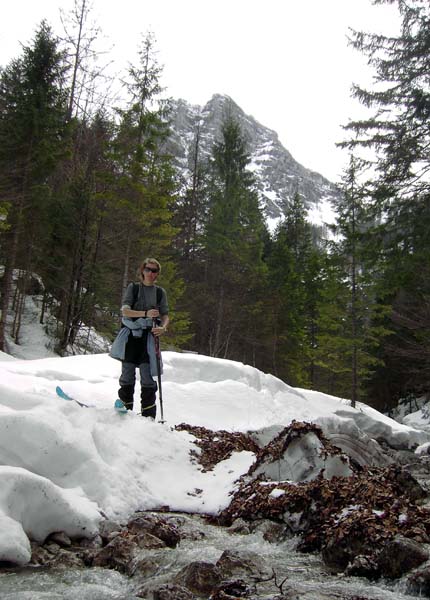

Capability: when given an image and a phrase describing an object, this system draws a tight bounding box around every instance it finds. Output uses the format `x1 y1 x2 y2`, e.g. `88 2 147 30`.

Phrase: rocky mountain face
166 94 342 231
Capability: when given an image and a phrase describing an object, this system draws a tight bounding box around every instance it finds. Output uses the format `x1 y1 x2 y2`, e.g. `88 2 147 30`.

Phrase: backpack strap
132 283 162 308
132 282 139 308
156 285 163 306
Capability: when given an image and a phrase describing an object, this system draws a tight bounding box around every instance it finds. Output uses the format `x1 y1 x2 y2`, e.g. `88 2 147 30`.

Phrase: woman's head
138 258 161 283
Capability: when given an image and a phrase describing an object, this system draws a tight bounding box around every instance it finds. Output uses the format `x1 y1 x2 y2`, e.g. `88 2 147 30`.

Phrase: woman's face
142 263 160 284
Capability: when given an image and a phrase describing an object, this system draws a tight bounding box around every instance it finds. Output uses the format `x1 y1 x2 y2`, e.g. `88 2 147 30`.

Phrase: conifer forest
0 0 429 413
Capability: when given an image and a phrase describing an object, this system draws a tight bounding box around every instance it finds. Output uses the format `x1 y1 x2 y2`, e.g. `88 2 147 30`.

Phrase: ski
55 386 91 408
56 385 128 414
114 399 128 414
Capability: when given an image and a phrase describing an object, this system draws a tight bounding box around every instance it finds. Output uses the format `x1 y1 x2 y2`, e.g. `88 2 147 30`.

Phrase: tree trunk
210 286 225 357
0 198 24 351
121 228 132 303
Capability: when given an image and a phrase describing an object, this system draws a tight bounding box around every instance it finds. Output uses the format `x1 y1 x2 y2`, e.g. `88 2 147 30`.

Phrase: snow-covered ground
1 309 430 566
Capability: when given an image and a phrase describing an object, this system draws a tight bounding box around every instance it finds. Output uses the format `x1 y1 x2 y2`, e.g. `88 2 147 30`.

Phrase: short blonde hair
138 258 161 282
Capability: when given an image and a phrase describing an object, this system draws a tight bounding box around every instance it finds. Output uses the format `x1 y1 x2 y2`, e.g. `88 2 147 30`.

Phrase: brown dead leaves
176 420 430 561
175 423 259 472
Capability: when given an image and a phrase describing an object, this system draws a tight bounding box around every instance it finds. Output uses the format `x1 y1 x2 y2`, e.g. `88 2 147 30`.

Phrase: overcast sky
2 0 400 182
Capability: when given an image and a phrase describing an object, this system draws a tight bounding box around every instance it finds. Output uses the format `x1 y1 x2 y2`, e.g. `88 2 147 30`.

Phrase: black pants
118 361 157 418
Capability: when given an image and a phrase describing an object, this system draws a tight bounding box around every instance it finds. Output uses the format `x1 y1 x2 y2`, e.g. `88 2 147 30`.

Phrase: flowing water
0 513 426 599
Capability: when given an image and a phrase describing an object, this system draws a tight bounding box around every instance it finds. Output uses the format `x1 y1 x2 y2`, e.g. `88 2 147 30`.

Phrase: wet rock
128 513 180 548
322 529 372 573
388 467 427 502
92 535 140 575
43 541 61 555
47 532 72 547
376 535 428 579
173 561 223 596
147 583 196 599
344 554 380 579
210 578 254 598
167 515 207 541
99 519 124 543
76 547 99 567
30 543 55 566
29 543 85 569
216 549 271 580
282 509 306 534
252 520 289 543
47 548 86 569
130 556 160 579
134 531 166 549
406 565 430 597
226 518 251 535
77 534 103 549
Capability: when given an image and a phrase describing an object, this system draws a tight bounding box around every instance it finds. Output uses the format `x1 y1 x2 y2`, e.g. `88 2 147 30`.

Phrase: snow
269 488 286 498
306 197 336 226
0 467 100 565
0 315 429 565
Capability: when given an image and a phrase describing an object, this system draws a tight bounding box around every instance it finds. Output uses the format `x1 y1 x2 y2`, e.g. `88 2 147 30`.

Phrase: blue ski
56 386 91 408
56 385 127 413
114 399 128 414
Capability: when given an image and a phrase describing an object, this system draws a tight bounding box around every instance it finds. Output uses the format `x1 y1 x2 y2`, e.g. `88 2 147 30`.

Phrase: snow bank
0 350 429 566
0 466 101 565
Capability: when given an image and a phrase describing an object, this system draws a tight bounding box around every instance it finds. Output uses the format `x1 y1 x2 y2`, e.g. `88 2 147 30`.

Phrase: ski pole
153 318 165 424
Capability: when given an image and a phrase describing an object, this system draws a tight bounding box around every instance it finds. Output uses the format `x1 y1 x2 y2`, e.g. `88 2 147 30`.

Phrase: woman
118 257 169 418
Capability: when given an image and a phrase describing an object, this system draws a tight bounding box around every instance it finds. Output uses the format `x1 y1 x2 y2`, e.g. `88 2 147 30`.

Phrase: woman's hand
146 308 159 318
152 325 166 337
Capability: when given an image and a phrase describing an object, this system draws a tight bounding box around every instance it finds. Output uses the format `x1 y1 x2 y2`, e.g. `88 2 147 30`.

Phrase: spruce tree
324 157 391 404
196 116 269 362
312 254 352 395
267 192 324 387
341 0 430 404
52 113 119 353
0 21 69 350
108 32 189 349
173 116 210 266
343 0 430 202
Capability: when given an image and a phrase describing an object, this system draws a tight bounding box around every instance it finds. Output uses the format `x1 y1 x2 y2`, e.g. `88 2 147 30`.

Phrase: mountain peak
168 95 341 229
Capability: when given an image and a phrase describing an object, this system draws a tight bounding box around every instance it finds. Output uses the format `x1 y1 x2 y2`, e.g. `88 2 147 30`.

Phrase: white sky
1 1 400 182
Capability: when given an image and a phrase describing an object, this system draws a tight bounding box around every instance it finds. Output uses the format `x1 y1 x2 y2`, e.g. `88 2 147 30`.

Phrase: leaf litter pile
176 421 430 569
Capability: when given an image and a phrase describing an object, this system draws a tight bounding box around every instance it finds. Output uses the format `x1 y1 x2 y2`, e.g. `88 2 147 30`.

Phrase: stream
0 512 426 599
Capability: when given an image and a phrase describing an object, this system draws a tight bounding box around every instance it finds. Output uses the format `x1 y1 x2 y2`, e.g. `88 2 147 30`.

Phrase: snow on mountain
167 93 342 232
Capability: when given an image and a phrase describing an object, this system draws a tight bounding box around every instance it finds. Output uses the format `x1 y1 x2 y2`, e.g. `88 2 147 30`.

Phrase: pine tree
196 116 269 362
0 21 69 350
267 223 304 383
267 192 324 386
303 245 326 388
312 254 353 395
340 0 430 404
366 197 430 408
173 116 210 265
108 32 189 349
51 113 118 353
343 0 430 202
324 157 391 403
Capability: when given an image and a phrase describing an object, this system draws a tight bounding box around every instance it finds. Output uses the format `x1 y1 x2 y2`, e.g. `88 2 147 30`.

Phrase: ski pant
118 361 157 418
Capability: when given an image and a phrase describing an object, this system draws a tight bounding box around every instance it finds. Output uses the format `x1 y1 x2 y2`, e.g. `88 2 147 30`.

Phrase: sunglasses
143 267 159 274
